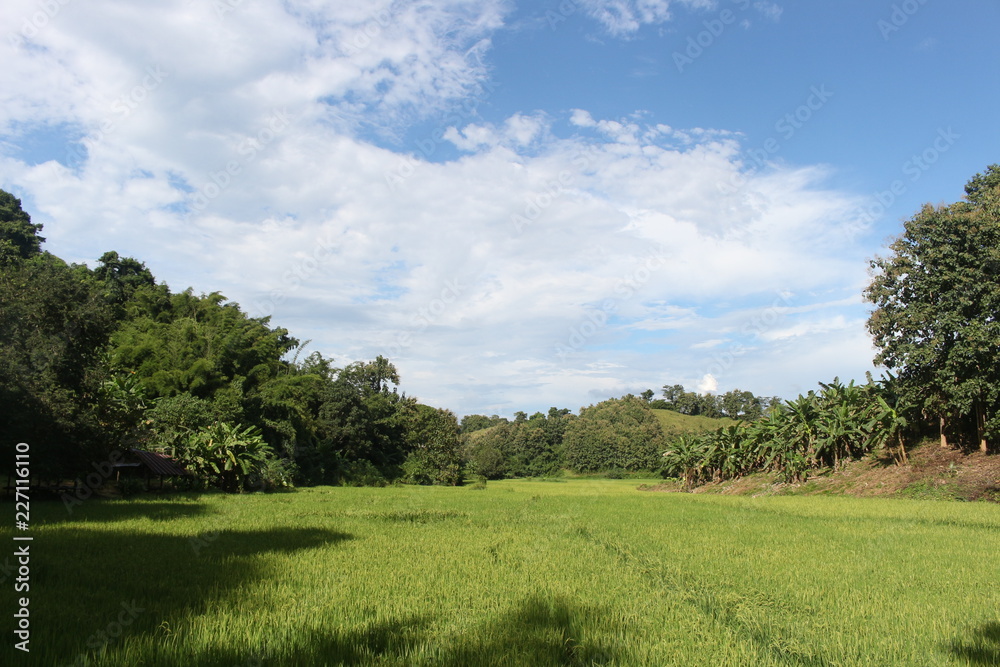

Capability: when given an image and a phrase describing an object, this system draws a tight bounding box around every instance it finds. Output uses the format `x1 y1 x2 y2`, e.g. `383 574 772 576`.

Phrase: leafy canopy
865 164 1000 446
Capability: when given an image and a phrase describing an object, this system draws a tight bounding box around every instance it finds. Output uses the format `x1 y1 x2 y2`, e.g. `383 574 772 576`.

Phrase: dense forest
1 164 998 493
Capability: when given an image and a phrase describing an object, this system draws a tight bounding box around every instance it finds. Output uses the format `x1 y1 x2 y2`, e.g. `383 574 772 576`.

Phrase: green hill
652 409 734 440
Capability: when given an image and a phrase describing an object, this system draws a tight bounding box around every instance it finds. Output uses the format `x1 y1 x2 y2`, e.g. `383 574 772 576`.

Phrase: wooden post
976 402 988 453
940 415 949 448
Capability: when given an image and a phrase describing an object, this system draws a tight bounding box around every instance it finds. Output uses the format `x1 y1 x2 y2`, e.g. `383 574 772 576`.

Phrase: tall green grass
3 481 999 665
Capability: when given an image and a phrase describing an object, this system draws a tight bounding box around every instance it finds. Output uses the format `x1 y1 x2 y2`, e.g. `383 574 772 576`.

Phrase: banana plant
180 421 272 492
662 434 708 490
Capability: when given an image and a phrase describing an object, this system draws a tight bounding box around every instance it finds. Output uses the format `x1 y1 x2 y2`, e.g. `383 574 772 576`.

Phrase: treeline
0 191 462 490
461 377 915 487
649 385 781 420
462 395 695 478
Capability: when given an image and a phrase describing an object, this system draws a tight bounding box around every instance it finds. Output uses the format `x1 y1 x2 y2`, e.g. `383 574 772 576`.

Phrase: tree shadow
299 595 620 666
23 497 215 526
442 595 622 666
948 622 1000 665
115 595 624 666
8 525 351 666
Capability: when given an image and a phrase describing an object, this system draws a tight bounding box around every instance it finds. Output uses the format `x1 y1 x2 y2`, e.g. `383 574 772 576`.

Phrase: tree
865 166 1000 452
720 388 763 420
462 424 509 479
340 355 400 395
460 414 497 434
93 251 155 305
0 190 44 262
661 384 685 408
402 405 463 485
0 252 116 476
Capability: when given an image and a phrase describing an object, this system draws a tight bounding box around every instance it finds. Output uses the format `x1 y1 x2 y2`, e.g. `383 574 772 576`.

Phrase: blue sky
1 0 998 417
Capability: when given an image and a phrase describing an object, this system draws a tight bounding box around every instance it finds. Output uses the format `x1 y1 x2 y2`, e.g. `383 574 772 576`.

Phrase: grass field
4 480 1000 666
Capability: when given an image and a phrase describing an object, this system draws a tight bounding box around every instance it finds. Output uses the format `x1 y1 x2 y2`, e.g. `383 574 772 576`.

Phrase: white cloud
697 373 719 394
570 109 597 128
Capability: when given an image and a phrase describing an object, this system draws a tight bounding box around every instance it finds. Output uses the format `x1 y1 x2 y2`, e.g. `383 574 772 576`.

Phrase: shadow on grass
5 525 350 666
442 595 621 666
25 497 215 526
290 595 620 666
131 596 623 666
948 622 1000 665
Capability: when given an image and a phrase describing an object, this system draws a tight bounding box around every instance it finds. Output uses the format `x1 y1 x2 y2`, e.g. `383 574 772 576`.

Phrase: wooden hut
113 448 192 489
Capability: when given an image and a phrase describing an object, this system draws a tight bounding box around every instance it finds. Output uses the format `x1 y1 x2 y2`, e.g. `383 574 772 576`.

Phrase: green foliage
93 251 156 307
659 383 775 419
462 426 509 479
0 251 117 475
661 377 913 487
110 288 297 401
402 405 463 485
178 421 275 492
652 408 734 440
245 455 298 492
117 476 148 498
338 458 389 487
95 366 149 448
866 166 1000 449
0 189 44 262
563 395 664 472
0 193 450 488
460 413 507 434
338 355 400 395
145 393 218 453
462 408 571 479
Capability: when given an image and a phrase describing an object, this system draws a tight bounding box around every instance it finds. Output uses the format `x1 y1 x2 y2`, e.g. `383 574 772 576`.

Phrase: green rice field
4 480 1000 666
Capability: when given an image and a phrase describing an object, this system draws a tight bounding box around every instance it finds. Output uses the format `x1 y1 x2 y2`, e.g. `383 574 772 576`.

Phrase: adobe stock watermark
341 7 396 56
61 450 125 514
250 235 338 318
6 0 73 51
843 126 959 241
700 290 794 381
877 0 930 40
212 0 246 20
190 108 291 211
673 0 753 73
511 143 601 233
64 65 169 169
385 277 467 357
555 247 670 361
384 80 499 191
59 601 145 667
718 84 833 195
189 522 226 556
543 0 582 30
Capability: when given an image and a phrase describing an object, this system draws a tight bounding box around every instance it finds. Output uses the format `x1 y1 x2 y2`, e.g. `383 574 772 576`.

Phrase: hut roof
126 449 191 476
